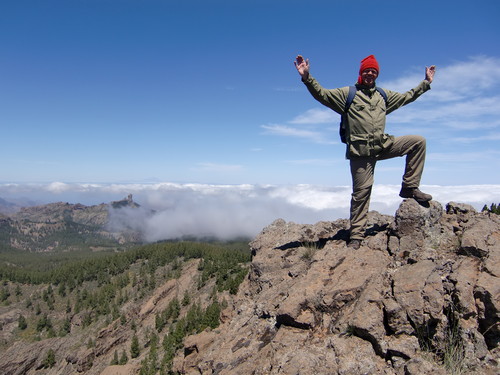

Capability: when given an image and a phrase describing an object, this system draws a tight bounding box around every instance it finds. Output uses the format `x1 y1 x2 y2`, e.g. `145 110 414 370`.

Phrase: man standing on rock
294 54 436 250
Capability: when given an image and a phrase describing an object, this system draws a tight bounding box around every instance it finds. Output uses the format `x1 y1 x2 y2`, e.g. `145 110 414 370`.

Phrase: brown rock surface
173 200 499 374
0 199 498 374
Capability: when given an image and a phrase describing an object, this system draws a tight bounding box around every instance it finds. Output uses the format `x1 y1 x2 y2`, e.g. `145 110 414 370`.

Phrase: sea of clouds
1 182 499 242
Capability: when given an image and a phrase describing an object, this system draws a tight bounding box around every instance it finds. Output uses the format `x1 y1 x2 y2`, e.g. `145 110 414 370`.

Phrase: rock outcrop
173 200 499 374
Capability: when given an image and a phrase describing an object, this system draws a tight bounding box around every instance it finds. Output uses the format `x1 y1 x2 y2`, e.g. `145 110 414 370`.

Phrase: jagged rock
1 198 498 374
173 200 499 374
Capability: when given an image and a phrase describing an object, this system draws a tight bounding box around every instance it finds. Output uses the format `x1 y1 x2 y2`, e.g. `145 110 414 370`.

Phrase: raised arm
294 55 310 80
425 65 436 83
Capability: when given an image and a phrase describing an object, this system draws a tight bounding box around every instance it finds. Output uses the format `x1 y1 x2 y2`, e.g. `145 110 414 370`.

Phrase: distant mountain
0 197 21 214
0 195 144 252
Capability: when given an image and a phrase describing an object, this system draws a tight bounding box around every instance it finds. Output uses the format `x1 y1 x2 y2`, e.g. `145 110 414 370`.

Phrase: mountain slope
0 241 250 374
0 195 143 252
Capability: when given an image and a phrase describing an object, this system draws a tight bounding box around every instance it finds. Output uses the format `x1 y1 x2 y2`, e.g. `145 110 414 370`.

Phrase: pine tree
119 349 128 365
482 203 500 215
36 314 48 332
42 349 56 368
155 312 165 332
60 317 71 336
203 300 221 329
111 350 119 365
131 334 140 358
0 286 10 302
58 283 66 297
14 285 22 297
182 291 190 306
18 315 27 330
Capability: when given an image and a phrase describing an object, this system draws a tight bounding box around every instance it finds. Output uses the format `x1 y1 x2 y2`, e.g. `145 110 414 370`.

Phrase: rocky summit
173 200 499 375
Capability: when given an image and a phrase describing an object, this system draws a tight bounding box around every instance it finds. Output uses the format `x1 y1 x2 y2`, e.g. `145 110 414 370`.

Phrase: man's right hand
294 55 310 80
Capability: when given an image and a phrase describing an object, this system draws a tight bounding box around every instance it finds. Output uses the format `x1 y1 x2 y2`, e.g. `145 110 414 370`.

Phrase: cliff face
173 200 499 374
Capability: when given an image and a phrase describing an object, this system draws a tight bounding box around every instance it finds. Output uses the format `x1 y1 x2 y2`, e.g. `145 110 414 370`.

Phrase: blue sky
0 1 500 234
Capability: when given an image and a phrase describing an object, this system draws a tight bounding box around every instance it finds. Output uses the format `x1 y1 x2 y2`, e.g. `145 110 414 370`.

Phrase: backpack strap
339 86 358 143
344 86 358 113
375 87 388 103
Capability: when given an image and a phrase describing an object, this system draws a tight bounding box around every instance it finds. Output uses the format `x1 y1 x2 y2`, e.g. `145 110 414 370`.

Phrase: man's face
361 68 378 86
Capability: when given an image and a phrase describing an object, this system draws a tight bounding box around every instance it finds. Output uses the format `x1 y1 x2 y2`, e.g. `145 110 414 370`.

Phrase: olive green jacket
302 76 431 159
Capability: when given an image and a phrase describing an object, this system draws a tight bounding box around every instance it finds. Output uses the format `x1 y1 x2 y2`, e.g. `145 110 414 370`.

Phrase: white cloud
428 150 500 163
261 124 335 144
380 56 500 102
290 108 337 124
1 182 499 241
388 95 500 126
450 132 500 143
47 182 72 193
277 56 500 149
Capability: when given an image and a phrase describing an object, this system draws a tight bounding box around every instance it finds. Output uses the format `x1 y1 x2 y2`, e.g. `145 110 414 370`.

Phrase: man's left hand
425 65 436 83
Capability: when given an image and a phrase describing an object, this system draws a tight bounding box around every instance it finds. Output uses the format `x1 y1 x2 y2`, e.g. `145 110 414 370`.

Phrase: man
294 54 436 250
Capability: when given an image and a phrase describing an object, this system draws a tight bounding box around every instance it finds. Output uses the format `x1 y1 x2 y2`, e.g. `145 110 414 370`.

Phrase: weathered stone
1 199 499 375
172 200 499 374
460 216 500 258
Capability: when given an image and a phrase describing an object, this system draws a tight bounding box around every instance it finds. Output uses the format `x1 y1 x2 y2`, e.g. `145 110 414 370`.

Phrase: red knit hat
357 54 379 84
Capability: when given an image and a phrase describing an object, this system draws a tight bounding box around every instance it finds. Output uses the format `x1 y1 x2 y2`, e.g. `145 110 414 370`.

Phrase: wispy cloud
450 132 500 143
388 95 500 126
289 108 337 124
428 150 500 162
380 56 500 101
271 56 500 149
261 124 335 144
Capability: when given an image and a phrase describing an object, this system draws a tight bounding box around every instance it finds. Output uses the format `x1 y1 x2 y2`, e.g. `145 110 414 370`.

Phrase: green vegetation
0 240 251 374
0 217 127 253
413 304 466 375
42 348 56 369
482 202 500 215
131 334 141 358
111 350 119 366
18 314 27 330
0 240 250 285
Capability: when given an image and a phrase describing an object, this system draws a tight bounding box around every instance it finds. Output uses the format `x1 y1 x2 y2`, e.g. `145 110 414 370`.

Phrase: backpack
339 86 388 143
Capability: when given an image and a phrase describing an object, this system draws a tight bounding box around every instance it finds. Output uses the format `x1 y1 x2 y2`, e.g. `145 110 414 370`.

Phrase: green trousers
349 135 427 240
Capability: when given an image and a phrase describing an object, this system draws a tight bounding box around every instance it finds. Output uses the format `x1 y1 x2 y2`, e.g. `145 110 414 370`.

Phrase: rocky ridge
0 195 143 251
173 199 499 374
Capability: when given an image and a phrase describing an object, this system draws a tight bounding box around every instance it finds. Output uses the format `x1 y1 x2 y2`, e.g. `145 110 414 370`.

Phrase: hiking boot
399 187 432 202
347 239 361 250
